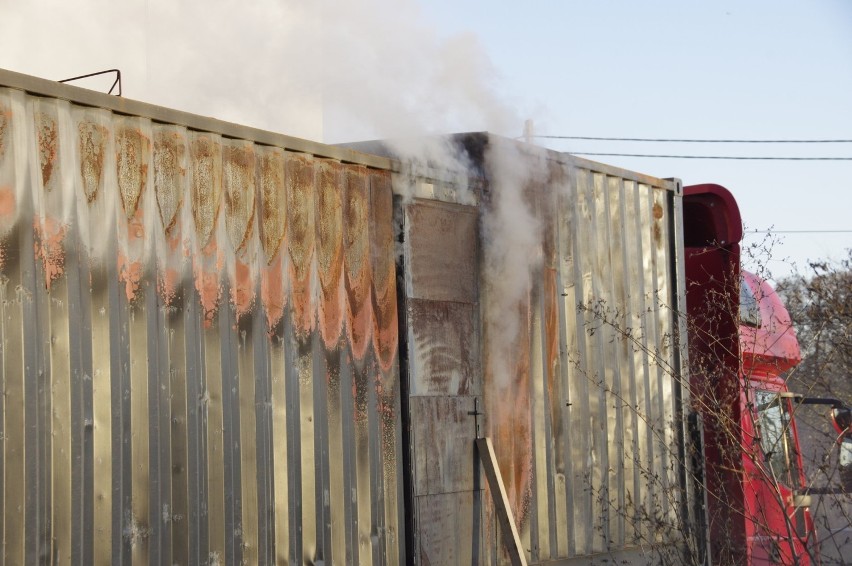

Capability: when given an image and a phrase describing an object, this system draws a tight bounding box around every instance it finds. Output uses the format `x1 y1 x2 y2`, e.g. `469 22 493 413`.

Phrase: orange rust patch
33 216 66 289
317 160 344 348
159 267 181 307
116 126 149 219
652 201 664 220
0 186 16 219
154 129 186 235
231 260 255 320
118 252 144 303
195 240 223 327
258 148 286 263
343 165 372 360
118 208 147 302
369 170 398 371
78 121 107 203
36 112 58 190
190 135 221 248
158 226 184 307
0 185 17 270
286 153 316 336
260 253 286 333
197 269 222 327
223 142 256 255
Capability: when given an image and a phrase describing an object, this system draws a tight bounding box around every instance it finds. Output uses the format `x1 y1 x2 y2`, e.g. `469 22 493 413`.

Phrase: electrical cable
535 135 852 143
566 152 852 161
748 230 852 234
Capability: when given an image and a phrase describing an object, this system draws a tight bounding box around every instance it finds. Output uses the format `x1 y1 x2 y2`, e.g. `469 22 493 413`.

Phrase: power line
536 135 852 143
567 152 852 161
748 230 852 234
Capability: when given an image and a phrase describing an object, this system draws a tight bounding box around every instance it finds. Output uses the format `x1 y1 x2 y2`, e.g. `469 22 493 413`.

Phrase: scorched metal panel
0 81 404 566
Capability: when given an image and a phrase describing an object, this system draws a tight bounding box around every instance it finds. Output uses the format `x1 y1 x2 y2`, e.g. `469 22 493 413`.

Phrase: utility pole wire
749 230 852 234
536 135 852 143
566 152 852 161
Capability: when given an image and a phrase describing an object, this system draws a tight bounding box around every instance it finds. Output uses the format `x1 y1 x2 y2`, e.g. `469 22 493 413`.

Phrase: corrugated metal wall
0 85 403 565
401 137 689 564
0 70 693 566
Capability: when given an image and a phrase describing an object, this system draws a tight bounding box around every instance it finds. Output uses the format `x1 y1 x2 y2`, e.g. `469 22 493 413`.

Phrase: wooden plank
475 437 527 566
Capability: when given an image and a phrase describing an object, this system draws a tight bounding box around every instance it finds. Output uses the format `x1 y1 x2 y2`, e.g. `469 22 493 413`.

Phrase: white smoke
481 142 546 388
0 0 547 387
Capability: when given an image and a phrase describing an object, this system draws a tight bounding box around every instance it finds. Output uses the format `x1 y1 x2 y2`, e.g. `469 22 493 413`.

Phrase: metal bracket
468 397 484 439
59 69 122 96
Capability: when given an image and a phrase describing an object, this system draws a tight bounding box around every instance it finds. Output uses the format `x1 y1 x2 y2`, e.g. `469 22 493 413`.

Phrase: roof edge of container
0 66 395 171
451 132 678 190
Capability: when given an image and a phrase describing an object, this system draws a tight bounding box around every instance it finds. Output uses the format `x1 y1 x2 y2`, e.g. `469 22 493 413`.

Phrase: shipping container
0 68 694 565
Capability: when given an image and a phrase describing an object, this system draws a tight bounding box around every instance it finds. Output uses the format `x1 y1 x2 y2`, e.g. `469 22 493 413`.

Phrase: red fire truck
684 184 852 565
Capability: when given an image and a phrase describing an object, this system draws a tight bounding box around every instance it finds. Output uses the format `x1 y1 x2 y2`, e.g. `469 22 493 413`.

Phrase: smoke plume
0 0 548 391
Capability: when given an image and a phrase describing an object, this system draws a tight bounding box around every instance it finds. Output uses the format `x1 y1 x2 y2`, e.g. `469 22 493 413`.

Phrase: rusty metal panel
0 86 403 565
405 199 478 303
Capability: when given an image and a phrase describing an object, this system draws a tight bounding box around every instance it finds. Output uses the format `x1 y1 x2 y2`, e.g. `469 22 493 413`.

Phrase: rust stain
153 129 186 235
486 300 533 528
158 267 181 307
369 170 398 371
78 121 107 203
544 268 564 470
258 148 286 263
540 172 558 269
232 260 255 319
260 253 286 333
652 201 664 248
116 126 149 219
316 160 344 349
0 103 9 163
544 270 559 385
222 142 256 255
190 135 222 249
33 216 66 289
286 152 316 336
36 111 58 191
0 186 16 220
343 165 372 360
194 240 224 327
118 251 144 303
118 207 146 302
158 225 183 307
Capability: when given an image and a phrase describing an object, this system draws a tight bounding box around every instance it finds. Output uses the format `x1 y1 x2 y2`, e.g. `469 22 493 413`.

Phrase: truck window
754 390 800 486
740 278 762 327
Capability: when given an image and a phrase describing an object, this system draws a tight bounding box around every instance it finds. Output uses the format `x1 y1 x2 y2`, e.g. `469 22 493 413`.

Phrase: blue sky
1 0 849 277
416 0 852 277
